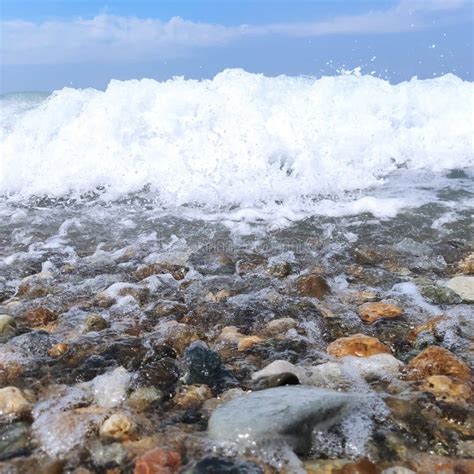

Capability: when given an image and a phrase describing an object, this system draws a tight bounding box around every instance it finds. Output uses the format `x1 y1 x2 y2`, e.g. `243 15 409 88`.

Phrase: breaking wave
1 69 472 213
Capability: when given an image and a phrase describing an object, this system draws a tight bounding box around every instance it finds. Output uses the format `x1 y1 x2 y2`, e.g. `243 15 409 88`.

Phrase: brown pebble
173 384 213 410
336 459 378 474
358 302 403 324
407 452 474 474
0 386 31 417
296 273 331 299
238 336 264 351
23 306 58 327
85 314 108 332
407 316 446 343
327 334 391 358
406 346 471 382
48 343 69 357
458 253 474 275
100 413 135 441
217 326 244 344
134 448 181 474
135 263 188 281
268 262 292 278
262 318 296 337
420 375 471 404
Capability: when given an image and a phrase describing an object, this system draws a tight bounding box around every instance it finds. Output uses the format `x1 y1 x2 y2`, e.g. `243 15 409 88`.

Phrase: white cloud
0 0 470 65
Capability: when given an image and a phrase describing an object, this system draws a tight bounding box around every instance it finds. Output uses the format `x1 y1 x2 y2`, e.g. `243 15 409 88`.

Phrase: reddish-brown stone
23 307 57 327
134 448 181 474
327 334 391 358
296 273 331 299
335 459 379 474
406 346 471 382
407 316 446 343
358 302 402 324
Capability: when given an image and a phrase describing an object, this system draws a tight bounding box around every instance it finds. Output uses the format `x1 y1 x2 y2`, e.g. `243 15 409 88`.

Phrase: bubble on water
90 366 131 408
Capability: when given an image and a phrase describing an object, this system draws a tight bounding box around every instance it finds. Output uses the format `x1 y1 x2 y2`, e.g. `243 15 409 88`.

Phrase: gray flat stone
208 385 359 453
447 276 474 303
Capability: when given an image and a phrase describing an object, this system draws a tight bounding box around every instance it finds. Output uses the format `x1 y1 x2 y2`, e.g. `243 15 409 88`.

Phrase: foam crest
1 69 472 211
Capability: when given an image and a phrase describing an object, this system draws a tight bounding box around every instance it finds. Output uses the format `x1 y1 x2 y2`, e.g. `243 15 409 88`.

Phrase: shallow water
0 72 473 472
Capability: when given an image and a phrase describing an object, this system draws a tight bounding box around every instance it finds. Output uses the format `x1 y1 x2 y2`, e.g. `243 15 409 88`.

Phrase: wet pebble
172 384 213 410
190 456 263 473
458 253 474 275
253 372 300 390
0 387 31 418
134 447 181 474
208 386 359 454
181 341 237 390
237 335 263 351
268 261 292 278
0 422 31 461
406 346 470 381
217 326 243 344
48 342 69 358
135 262 188 281
17 273 54 299
22 306 58 328
153 301 188 319
296 273 331 299
84 314 108 332
417 280 461 305
127 387 162 412
189 250 235 276
358 301 403 324
0 314 16 342
447 275 474 302
89 440 128 467
99 413 135 441
327 333 392 358
419 375 471 404
261 317 296 337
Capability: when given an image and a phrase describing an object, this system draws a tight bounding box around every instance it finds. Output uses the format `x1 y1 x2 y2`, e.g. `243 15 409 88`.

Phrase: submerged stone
0 387 31 418
406 346 470 382
99 413 135 441
268 262 292 278
181 341 237 390
0 422 31 461
418 282 461 305
189 456 263 473
296 273 331 299
134 447 181 474
22 307 58 328
12 330 57 358
407 316 446 343
0 314 17 342
237 335 263 351
420 375 471 405
173 384 213 410
458 253 474 275
253 372 300 390
189 250 235 275
262 317 297 337
84 314 108 332
208 385 358 454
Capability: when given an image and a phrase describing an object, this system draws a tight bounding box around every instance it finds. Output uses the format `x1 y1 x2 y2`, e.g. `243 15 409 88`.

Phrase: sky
0 0 473 93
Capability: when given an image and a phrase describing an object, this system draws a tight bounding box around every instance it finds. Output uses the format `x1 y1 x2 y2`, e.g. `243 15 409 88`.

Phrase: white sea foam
1 69 472 218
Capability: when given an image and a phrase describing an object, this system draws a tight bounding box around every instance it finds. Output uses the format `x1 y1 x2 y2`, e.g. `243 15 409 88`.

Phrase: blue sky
0 0 472 93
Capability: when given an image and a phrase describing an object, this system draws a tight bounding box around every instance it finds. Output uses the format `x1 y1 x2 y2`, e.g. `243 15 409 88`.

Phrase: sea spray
1 69 472 214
